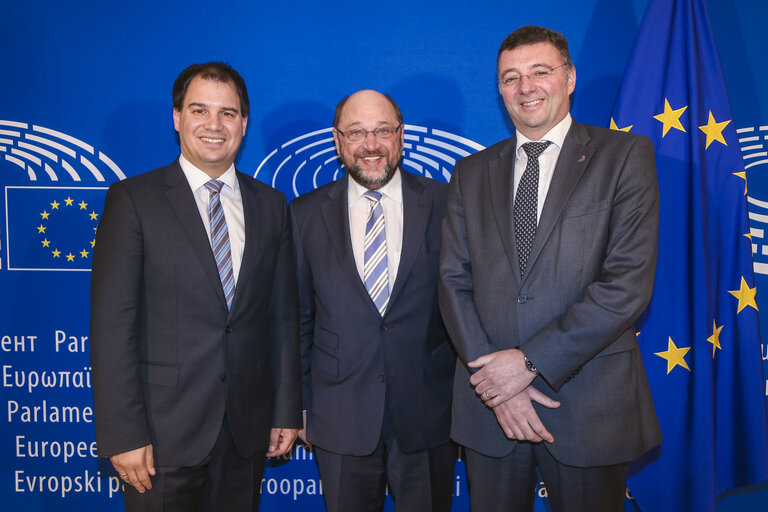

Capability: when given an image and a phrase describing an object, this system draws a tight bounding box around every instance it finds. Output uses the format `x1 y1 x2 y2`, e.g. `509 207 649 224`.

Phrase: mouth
200 136 225 144
521 99 543 108
358 153 385 165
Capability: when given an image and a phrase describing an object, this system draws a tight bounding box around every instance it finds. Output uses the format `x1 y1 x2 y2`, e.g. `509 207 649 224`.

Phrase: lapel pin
578 154 586 162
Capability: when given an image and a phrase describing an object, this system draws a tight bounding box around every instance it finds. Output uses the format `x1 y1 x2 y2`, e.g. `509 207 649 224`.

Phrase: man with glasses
290 89 456 511
439 26 662 511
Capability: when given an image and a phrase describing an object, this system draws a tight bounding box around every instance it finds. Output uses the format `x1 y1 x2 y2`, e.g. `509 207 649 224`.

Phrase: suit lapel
487 138 522 287
388 171 427 308
321 176 380 315
231 173 260 313
524 121 593 280
163 160 228 309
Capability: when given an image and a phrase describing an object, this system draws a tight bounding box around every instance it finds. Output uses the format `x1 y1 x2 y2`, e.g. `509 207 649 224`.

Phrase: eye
220 111 234 118
192 108 206 115
533 70 551 79
348 130 365 138
375 127 393 136
503 76 520 86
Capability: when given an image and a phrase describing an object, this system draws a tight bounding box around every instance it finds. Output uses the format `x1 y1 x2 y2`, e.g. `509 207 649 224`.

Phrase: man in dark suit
439 26 662 511
90 62 301 511
290 89 456 511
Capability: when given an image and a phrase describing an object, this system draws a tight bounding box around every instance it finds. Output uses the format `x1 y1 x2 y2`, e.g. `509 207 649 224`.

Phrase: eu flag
610 0 768 510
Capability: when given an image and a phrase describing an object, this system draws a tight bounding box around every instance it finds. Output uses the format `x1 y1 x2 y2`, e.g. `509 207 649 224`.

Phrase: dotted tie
205 180 235 310
363 191 390 315
514 141 551 276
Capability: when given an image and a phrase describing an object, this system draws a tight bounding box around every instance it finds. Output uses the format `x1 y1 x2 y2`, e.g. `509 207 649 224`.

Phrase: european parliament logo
739 124 768 275
0 120 125 271
255 125 485 198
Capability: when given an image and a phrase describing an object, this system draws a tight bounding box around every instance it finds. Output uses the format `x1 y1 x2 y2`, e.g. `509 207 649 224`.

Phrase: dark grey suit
439 121 662 506
290 170 455 510
90 160 301 504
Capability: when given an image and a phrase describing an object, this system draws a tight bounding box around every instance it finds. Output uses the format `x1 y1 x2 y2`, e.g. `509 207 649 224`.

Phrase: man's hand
266 428 299 457
469 348 536 407
297 410 311 447
491 386 560 443
110 444 155 493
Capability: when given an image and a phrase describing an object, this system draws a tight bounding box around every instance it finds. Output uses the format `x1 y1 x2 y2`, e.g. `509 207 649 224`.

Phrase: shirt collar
515 113 572 154
348 167 403 204
178 155 238 196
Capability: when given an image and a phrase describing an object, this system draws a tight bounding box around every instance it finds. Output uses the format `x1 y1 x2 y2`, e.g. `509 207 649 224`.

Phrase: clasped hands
469 348 560 443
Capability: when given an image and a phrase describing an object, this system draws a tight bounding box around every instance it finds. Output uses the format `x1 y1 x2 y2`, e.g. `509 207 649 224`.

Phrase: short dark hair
497 25 573 70
172 62 250 118
333 92 403 128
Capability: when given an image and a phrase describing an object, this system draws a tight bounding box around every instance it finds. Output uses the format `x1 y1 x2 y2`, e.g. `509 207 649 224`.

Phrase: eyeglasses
336 124 402 143
498 63 568 88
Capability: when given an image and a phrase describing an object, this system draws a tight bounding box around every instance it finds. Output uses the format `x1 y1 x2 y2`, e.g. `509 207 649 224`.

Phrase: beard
343 151 399 190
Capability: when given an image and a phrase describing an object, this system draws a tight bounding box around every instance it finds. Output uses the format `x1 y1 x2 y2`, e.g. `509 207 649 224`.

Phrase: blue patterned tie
205 180 235 310
363 191 390 315
514 141 551 276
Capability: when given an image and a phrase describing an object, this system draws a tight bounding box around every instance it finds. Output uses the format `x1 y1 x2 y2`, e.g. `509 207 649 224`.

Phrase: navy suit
290 170 455 510
90 160 301 508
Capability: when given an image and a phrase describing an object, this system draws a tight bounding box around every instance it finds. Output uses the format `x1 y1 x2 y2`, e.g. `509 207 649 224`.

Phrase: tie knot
204 179 224 195
522 141 551 159
364 190 383 203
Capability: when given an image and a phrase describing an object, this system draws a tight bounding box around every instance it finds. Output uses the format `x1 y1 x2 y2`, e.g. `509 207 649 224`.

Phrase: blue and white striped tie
363 191 390 315
205 180 235 310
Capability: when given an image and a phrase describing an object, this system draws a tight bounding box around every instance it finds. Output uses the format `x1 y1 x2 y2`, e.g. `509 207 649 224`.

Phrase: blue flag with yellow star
610 0 768 510
5 187 106 271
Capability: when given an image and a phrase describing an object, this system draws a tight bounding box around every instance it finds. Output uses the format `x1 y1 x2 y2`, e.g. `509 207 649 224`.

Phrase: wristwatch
524 356 539 374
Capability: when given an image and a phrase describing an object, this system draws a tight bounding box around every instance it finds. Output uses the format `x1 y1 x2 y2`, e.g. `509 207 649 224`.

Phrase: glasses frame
335 124 402 143
498 63 569 88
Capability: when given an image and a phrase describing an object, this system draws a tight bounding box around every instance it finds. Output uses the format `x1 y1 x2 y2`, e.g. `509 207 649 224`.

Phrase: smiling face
498 41 575 141
172 75 247 178
333 90 403 190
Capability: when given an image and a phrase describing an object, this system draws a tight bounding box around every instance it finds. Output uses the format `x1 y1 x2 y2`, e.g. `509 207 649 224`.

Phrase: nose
362 131 379 151
205 112 222 130
518 74 536 94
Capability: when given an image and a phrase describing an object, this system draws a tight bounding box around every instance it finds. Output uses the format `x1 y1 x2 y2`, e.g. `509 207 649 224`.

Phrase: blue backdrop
2 0 767 510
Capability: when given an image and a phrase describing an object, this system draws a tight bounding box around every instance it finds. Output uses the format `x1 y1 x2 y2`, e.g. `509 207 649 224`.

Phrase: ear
241 116 248 133
173 108 181 131
566 65 577 95
332 128 342 156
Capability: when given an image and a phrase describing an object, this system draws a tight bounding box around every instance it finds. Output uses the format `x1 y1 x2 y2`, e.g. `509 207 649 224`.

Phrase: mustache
355 151 386 158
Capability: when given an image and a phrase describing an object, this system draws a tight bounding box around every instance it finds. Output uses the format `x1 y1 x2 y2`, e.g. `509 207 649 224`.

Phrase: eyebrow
187 102 240 115
500 63 555 75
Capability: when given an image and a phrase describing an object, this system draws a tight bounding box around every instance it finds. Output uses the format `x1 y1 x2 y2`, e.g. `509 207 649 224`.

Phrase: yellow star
50 200 60 210
41 239 50 247
93 226 98 233
90 239 96 248
40 211 50 220
37 224 46 233
699 111 730 149
80 249 89 258
655 337 691 374
728 276 758 313
64 197 74 206
78 200 88 210
610 118 633 132
707 320 723 358
744 232 752 241
52 248 61 258
653 99 687 137
733 171 747 195
66 253 75 262
89 211 99 220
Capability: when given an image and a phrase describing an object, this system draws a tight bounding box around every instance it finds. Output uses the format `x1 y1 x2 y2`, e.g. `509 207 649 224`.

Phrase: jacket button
378 375 385 383
225 326 232 333
220 375 227 383
517 295 528 304
380 324 389 332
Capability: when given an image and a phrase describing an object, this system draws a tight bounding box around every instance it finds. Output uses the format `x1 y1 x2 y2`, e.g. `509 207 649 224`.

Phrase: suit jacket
290 170 455 456
439 121 662 467
90 160 301 467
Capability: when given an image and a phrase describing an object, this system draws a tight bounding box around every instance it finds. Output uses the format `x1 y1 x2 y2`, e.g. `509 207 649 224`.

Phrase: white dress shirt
513 114 573 223
179 155 245 284
348 169 404 290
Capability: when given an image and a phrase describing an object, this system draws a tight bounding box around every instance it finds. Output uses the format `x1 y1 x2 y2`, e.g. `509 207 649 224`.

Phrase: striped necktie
514 141 551 276
363 190 390 315
205 179 235 310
